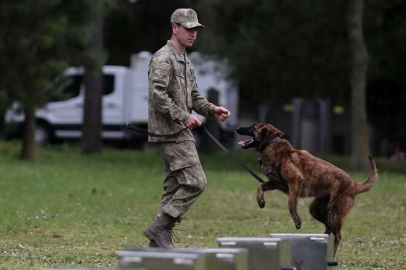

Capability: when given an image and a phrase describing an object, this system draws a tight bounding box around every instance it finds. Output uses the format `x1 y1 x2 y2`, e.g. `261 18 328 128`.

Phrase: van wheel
35 123 53 146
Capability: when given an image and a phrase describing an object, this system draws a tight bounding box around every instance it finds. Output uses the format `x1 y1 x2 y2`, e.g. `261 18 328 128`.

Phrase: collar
260 136 281 152
167 40 190 64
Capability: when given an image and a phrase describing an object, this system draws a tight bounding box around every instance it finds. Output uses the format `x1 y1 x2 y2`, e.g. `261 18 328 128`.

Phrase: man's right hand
186 114 202 129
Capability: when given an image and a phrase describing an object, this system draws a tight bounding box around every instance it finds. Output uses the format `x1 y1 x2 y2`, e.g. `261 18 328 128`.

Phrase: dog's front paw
294 220 302 230
257 196 265 209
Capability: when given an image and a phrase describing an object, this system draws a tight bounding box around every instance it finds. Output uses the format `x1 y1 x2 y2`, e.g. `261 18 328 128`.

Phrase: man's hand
186 114 202 129
213 106 231 122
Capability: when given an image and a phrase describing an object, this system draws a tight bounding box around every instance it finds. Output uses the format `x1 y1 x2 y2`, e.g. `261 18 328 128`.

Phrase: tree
0 1 96 160
348 0 370 170
80 1 114 154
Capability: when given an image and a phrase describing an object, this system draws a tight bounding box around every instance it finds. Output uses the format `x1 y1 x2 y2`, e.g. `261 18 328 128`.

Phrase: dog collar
260 136 281 152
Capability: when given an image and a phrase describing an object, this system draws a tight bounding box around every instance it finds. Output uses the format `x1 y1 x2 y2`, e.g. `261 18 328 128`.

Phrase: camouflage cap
171 8 205 29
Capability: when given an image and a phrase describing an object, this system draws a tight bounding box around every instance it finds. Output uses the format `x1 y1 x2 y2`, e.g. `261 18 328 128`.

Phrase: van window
50 75 83 102
103 75 115 95
49 74 115 102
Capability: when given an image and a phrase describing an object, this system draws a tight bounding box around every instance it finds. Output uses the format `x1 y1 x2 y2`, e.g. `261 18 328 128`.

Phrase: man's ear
172 23 179 33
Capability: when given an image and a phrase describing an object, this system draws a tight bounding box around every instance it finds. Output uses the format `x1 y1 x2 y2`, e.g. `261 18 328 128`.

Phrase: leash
200 126 265 183
125 123 188 138
125 123 265 183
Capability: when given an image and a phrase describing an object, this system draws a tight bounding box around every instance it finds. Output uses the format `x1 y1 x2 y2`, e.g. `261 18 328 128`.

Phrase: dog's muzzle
236 126 256 149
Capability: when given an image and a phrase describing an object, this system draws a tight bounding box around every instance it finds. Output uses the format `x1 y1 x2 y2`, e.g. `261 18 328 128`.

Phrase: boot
149 241 158 248
144 213 177 249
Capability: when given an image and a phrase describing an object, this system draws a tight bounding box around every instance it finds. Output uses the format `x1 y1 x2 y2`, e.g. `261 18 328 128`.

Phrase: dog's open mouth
238 139 255 149
236 125 256 149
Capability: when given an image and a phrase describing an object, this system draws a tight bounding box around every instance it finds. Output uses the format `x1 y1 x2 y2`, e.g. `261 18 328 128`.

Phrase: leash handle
201 126 265 183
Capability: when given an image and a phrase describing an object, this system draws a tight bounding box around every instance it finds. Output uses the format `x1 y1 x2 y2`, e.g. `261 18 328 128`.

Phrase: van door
44 74 84 133
101 73 124 138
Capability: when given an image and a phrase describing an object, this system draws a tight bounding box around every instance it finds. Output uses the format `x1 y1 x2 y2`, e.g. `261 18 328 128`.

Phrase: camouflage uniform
148 38 215 219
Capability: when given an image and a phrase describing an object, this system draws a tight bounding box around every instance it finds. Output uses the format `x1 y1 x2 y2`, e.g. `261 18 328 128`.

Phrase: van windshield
49 75 83 102
49 74 115 102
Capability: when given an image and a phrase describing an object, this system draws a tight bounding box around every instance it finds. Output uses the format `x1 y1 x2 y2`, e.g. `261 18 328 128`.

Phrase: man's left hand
213 106 231 122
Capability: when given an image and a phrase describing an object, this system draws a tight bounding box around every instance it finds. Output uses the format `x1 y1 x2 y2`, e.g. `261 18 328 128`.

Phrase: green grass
0 141 405 269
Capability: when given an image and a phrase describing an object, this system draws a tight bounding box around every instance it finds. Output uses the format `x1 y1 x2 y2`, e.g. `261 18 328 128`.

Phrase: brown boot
144 213 177 249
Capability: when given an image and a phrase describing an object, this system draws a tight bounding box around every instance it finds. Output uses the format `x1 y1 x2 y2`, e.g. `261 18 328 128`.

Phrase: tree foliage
1 0 404 157
103 0 405 107
192 0 405 155
194 0 349 105
105 0 190 65
365 0 406 153
0 0 99 159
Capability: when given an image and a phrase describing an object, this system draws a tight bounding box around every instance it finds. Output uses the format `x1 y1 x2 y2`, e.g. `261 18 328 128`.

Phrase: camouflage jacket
148 41 216 142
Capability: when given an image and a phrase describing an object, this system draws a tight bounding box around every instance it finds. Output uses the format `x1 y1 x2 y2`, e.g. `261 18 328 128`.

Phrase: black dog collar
260 136 281 152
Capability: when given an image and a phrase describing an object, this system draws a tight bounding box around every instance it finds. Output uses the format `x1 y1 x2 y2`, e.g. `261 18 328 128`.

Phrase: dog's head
236 123 284 151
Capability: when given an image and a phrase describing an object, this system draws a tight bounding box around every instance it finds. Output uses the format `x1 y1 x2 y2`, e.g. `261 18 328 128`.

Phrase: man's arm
213 106 231 122
190 77 230 122
190 84 216 117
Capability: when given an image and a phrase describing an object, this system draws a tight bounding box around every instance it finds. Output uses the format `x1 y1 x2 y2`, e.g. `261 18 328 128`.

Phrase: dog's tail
355 156 378 195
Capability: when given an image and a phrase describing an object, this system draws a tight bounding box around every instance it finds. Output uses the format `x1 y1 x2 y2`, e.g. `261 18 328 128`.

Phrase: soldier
144 8 231 248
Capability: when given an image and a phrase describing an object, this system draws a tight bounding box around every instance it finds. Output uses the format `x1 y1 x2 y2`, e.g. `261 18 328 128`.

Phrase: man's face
173 24 198 48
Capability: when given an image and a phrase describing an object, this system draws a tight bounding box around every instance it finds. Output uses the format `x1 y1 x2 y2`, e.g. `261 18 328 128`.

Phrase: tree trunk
81 69 103 154
20 105 36 160
81 10 104 154
348 0 370 171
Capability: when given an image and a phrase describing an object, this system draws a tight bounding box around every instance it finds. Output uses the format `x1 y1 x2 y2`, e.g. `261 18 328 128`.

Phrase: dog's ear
259 124 284 140
274 128 285 138
259 128 271 141
256 124 284 151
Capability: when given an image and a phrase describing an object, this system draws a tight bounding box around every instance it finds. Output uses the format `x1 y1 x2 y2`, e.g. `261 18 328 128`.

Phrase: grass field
0 141 405 269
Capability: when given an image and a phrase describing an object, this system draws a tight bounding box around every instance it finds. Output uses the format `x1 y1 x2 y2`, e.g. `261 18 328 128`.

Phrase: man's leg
161 162 207 219
156 171 180 219
144 141 206 248
148 171 179 248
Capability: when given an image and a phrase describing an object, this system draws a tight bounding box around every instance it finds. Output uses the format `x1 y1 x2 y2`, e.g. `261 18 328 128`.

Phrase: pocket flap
169 157 198 171
159 141 199 171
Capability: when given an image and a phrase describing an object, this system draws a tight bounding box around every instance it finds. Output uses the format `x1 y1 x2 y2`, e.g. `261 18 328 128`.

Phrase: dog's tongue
238 139 255 149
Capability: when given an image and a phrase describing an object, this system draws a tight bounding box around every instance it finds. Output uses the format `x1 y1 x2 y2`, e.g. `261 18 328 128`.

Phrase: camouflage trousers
156 140 207 220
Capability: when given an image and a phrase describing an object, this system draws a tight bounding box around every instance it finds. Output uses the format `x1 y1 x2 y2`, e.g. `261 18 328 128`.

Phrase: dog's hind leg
327 195 354 256
256 181 275 208
309 195 331 234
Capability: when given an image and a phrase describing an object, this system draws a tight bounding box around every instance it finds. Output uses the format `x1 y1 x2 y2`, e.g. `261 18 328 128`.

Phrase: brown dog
236 123 377 255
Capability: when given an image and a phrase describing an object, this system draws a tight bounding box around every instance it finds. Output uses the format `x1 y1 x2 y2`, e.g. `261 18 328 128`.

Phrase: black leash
125 123 188 138
125 123 265 183
200 126 265 183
